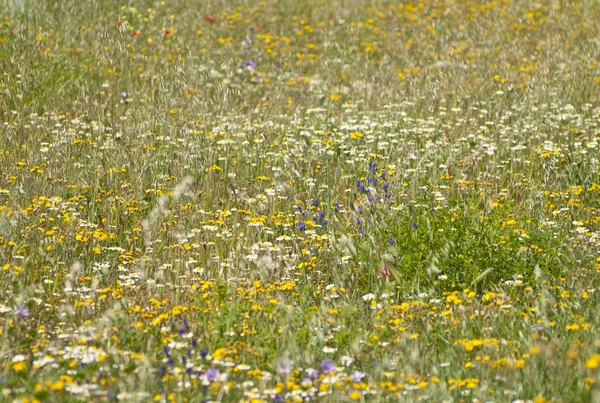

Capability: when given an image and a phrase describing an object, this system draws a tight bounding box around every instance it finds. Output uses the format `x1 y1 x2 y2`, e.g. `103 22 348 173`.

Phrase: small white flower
322 346 336 354
362 293 375 301
340 355 353 366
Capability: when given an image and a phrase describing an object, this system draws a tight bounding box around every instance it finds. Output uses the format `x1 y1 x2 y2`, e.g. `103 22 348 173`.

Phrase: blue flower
388 237 394 245
356 180 368 193
297 221 306 231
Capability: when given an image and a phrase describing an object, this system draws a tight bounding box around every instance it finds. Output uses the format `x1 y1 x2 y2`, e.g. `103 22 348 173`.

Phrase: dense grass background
1 0 600 402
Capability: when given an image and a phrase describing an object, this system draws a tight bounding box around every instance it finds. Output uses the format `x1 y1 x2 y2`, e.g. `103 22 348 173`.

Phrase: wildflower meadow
2 0 600 402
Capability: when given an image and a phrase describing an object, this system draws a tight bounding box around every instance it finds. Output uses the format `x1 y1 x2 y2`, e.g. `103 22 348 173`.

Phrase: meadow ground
1 0 600 402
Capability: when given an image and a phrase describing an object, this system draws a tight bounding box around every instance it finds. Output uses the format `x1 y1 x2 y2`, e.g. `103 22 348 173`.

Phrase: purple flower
334 203 340 212
278 360 291 375
383 183 389 191
17 306 30 317
274 395 284 403
200 348 208 358
297 221 306 231
350 370 366 383
412 221 418 229
244 59 256 69
312 199 319 207
368 161 376 173
241 49 249 55
320 359 336 374
120 91 127 97
307 368 319 379
205 367 220 382
183 319 189 329
532 324 546 332
388 237 394 245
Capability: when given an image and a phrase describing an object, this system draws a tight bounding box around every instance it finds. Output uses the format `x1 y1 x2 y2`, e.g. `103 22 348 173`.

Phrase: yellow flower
12 361 26 372
585 354 600 369
49 380 64 391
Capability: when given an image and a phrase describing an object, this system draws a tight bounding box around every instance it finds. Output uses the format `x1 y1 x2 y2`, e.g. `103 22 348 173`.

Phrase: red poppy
164 29 171 35
205 16 216 24
379 263 393 278
254 23 263 30
131 31 139 38
117 21 124 28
